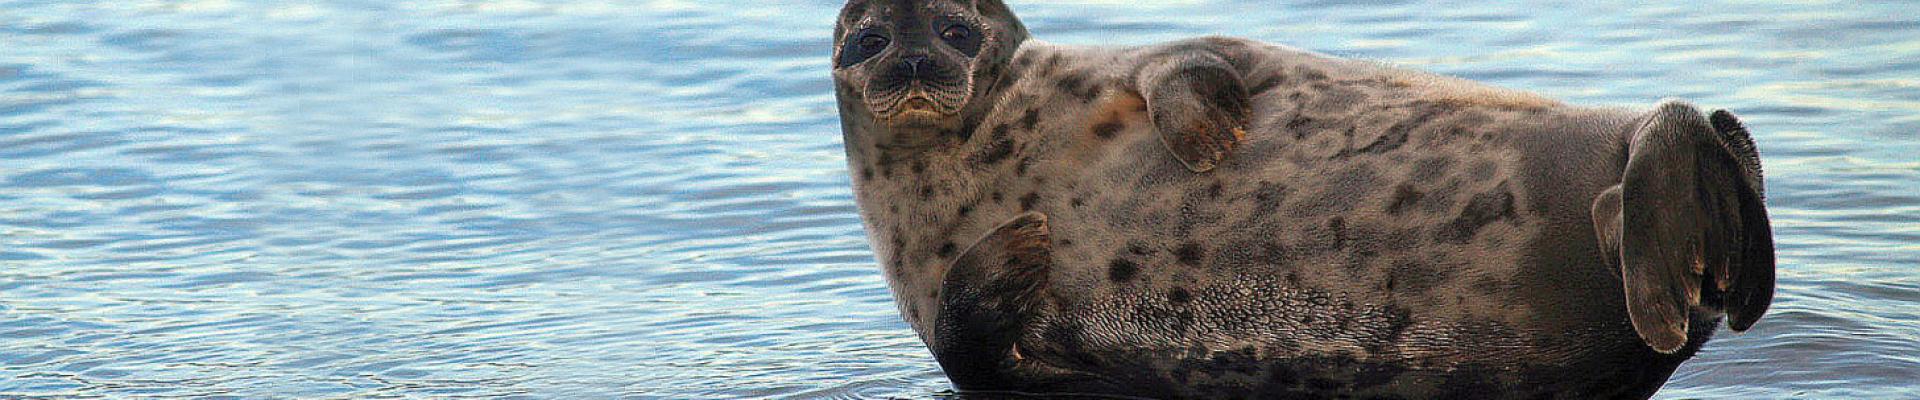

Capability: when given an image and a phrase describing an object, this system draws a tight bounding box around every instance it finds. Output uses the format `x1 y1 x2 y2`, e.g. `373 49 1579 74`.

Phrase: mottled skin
832 1 1775 399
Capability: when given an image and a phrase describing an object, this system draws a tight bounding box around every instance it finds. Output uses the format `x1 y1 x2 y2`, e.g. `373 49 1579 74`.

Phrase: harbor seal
831 1 1776 398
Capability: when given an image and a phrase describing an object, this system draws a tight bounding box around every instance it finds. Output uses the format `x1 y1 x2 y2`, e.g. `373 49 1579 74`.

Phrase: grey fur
832 2 1775 398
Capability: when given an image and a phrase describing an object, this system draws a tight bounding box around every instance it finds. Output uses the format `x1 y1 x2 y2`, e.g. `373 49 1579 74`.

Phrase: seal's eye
859 34 890 52
941 24 971 42
838 29 890 68
937 22 982 57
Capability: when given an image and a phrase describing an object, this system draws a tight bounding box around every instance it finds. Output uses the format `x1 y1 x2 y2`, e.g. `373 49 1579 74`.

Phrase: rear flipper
933 213 1096 391
1591 100 1776 353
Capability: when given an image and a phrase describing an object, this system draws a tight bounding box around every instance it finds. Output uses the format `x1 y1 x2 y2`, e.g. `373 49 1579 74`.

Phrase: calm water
2 1 1916 398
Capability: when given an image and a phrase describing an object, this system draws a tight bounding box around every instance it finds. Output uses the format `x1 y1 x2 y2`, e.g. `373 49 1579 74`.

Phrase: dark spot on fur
1091 120 1124 139
1437 184 1518 243
1386 184 1423 214
1070 197 1086 208
957 205 973 217
1249 73 1286 96
910 160 927 174
936 242 957 258
991 191 1003 203
919 185 936 199
860 167 874 181
1108 258 1139 282
1344 102 1450 157
1251 181 1290 216
1206 182 1224 199
1012 52 1034 70
1412 156 1453 182
1016 156 1033 176
1169 287 1192 303
990 64 1016 94
1056 74 1088 100
1285 114 1315 132
889 246 906 279
1327 217 1349 249
1058 238 1073 247
1175 242 1205 266
1019 192 1041 211
1368 308 1417 354
1284 113 1339 140
973 124 1016 166
1020 109 1041 130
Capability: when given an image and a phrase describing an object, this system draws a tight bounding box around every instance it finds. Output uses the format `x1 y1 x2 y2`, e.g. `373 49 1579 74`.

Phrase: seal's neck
839 103 1002 344
836 37 1047 343
831 78 970 338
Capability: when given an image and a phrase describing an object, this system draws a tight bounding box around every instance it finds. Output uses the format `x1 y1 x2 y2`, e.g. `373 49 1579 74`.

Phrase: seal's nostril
902 55 930 77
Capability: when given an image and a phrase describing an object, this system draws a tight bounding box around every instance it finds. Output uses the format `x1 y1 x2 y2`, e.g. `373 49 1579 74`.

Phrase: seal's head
833 0 1028 143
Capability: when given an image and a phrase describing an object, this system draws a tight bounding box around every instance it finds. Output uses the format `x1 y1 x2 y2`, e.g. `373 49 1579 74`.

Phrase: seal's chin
880 97 959 128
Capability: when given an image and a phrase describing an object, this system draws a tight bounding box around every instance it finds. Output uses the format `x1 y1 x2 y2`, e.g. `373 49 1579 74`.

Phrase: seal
831 1 1776 398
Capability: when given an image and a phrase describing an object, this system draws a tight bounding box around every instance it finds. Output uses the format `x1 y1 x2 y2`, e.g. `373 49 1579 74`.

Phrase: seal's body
833 2 1775 398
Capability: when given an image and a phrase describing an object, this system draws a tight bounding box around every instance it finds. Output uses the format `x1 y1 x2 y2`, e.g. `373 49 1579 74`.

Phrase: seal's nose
900 55 930 78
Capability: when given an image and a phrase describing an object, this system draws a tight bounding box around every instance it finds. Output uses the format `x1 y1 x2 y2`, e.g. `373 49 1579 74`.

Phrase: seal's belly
1016 93 1650 395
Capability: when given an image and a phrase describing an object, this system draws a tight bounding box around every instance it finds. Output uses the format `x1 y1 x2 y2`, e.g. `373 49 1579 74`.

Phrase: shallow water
1 1 1916 398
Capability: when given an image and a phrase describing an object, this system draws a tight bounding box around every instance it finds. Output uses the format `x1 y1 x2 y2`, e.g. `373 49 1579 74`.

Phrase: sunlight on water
2 0 1916 398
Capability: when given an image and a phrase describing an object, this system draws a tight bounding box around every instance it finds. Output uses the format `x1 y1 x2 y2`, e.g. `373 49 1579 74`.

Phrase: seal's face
834 0 1027 139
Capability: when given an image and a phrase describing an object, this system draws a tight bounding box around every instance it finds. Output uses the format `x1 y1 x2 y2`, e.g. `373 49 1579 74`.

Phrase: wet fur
834 2 1771 398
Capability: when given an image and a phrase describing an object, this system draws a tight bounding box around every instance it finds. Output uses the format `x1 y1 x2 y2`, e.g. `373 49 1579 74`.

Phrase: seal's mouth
894 97 945 120
874 90 960 126
866 72 972 128
903 97 937 112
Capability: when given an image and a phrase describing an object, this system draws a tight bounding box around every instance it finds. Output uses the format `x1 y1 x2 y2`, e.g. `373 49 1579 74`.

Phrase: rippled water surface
3 1 1917 398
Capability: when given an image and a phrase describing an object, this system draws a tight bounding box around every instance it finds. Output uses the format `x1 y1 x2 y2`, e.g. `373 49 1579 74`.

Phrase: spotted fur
832 2 1773 398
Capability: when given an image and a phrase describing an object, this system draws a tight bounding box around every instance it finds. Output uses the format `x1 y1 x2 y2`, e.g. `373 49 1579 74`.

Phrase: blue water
2 1 1916 398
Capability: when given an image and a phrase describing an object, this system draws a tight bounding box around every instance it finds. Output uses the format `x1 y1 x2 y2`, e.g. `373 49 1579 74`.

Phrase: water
1 1 1916 398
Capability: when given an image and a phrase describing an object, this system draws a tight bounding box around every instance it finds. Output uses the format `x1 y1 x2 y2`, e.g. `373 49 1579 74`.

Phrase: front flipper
933 212 1080 390
1135 49 1253 172
1592 100 1775 353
